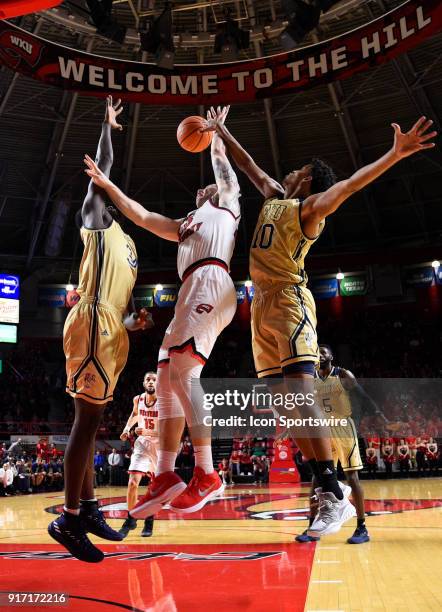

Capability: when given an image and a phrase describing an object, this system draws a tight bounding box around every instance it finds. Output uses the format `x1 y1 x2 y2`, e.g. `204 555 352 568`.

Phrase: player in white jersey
119 372 159 537
84 106 240 517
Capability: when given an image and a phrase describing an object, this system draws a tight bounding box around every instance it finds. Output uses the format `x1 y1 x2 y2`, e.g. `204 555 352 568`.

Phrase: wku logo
178 214 202 243
196 303 214 314
0 31 44 69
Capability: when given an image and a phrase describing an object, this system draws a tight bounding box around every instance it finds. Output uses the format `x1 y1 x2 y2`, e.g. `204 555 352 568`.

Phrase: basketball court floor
1 479 441 612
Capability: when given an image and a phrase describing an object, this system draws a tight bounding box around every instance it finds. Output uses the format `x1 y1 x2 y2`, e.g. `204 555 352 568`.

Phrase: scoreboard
0 273 19 343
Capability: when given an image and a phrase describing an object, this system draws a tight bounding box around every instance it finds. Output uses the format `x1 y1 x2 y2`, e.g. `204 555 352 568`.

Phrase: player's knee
128 477 139 489
345 471 360 488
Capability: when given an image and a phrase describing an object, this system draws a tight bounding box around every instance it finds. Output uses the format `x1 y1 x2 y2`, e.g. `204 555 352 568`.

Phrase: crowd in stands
364 434 439 478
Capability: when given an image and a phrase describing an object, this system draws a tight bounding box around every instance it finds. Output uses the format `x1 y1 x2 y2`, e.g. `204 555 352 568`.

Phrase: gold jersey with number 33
249 198 324 290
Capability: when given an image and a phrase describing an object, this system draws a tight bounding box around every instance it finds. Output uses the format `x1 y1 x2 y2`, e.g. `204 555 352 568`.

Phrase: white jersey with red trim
177 199 240 280
136 394 159 438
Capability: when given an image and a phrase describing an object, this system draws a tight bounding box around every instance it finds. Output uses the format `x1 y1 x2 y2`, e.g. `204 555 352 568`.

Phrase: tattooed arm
209 108 240 216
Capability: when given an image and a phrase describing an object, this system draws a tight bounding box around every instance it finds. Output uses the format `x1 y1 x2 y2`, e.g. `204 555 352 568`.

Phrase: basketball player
119 372 158 537
48 97 150 563
84 106 240 517
296 344 379 544
211 109 436 535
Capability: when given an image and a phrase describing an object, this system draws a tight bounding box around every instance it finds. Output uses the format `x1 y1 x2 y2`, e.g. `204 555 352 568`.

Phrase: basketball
177 115 213 153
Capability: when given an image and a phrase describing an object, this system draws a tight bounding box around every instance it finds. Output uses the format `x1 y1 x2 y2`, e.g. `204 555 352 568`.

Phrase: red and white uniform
128 394 159 475
158 199 240 366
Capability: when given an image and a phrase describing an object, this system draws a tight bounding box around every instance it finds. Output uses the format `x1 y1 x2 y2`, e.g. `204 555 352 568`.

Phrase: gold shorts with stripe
64 298 129 405
330 417 363 472
251 284 319 378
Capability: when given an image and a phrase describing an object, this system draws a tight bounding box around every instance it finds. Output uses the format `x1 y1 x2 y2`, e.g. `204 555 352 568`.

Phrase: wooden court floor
0 478 441 612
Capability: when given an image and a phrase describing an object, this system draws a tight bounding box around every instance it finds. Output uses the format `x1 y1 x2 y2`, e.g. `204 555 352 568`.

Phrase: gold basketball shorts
64 298 129 405
330 417 363 471
251 284 319 378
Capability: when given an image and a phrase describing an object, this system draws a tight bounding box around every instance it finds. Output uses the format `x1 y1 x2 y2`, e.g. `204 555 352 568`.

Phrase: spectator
31 456 47 490
13 459 32 494
94 450 106 486
229 448 241 477
240 450 253 475
416 437 427 476
108 448 121 485
366 443 378 479
397 439 410 476
426 438 439 476
218 458 233 486
382 442 395 478
253 456 268 484
178 435 194 469
0 462 15 496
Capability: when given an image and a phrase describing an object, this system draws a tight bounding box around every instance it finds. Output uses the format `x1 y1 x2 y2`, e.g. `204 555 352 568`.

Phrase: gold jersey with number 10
249 198 325 377
250 198 324 290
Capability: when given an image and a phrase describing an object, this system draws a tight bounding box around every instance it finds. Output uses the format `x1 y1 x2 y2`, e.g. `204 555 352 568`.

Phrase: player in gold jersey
211 109 436 536
297 345 382 545
48 97 151 563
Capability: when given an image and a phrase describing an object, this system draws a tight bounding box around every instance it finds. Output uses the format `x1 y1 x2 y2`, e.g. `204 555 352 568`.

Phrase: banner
339 274 368 297
235 284 247 305
154 287 178 308
405 266 433 287
247 285 255 303
0 274 19 300
133 286 154 309
0 1 440 105
38 287 66 307
310 278 338 300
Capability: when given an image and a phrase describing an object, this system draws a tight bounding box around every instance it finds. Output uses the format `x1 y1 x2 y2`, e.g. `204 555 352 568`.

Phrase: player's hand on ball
391 116 437 159
120 431 129 441
105 95 124 131
84 155 112 189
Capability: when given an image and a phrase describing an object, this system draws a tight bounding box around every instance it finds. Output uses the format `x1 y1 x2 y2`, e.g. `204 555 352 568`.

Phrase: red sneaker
169 467 225 514
130 471 186 519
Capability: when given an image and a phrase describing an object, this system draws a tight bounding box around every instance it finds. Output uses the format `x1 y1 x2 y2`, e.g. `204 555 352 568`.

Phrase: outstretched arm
83 155 182 242
208 107 240 216
301 117 437 238
82 96 124 230
209 107 284 200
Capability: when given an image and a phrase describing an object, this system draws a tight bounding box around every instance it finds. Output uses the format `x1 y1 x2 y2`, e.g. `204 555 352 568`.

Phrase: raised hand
391 116 437 159
104 95 124 131
204 105 230 131
84 154 112 189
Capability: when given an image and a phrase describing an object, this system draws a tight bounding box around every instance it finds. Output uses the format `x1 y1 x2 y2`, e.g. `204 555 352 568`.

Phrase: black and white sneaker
141 516 154 537
48 513 104 563
80 502 123 541
119 516 137 538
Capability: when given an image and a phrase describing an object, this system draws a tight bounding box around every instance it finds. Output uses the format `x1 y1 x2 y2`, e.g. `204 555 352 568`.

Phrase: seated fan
0 1 62 19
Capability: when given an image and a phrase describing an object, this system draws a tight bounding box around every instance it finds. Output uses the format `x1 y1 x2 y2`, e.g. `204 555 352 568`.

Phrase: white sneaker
307 485 356 537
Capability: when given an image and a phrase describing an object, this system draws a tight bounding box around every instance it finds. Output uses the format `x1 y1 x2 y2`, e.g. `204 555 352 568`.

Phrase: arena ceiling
0 0 441 282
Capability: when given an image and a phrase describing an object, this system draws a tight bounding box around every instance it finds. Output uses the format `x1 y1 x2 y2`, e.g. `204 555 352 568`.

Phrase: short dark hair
310 158 337 194
319 343 333 356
